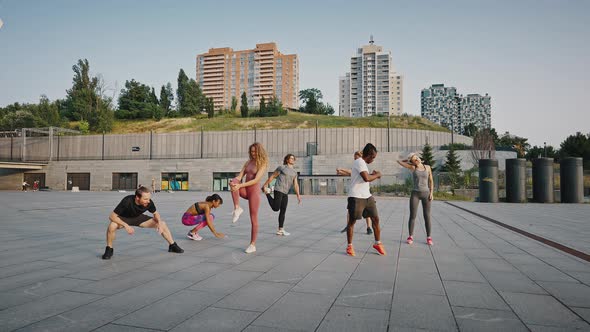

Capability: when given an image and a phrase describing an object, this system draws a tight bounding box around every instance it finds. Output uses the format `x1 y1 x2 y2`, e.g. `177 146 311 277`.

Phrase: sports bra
194 203 205 215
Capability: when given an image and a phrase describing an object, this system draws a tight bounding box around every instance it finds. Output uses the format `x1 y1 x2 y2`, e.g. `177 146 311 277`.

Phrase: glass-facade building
421 84 491 134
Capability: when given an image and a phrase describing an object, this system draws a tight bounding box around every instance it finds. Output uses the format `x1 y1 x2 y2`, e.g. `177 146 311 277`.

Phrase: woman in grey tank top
397 154 434 246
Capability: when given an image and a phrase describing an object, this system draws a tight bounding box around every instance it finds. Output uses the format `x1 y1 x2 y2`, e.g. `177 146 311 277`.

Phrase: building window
161 172 189 191
67 173 90 191
24 173 46 189
112 173 138 190
213 172 239 191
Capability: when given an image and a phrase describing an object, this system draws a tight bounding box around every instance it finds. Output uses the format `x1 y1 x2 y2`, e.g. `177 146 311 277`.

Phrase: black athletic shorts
347 196 378 221
120 214 152 227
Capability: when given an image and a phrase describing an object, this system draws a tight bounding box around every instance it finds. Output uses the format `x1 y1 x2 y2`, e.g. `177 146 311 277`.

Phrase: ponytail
206 194 223 204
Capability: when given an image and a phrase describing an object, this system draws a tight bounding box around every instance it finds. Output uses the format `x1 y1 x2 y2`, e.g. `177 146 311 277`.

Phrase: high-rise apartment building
420 84 491 134
196 42 298 110
339 37 403 117
338 73 351 117
459 94 491 133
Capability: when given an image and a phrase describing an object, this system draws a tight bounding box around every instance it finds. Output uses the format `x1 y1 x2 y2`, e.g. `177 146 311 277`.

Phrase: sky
0 0 588 147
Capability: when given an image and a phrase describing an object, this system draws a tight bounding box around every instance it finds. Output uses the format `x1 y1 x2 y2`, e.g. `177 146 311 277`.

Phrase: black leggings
408 191 432 237
266 190 289 228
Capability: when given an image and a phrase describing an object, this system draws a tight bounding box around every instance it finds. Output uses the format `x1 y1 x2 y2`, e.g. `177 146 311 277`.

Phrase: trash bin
560 157 583 203
532 158 554 203
479 159 498 203
506 158 526 203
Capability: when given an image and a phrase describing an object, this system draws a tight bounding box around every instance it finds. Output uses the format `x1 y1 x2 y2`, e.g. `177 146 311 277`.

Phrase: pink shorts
182 212 214 226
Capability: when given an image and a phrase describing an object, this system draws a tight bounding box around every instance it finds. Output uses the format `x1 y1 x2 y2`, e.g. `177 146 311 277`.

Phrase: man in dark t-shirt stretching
102 186 183 259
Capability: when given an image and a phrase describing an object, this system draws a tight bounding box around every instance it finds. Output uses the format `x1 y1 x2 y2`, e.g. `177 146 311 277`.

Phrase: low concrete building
0 127 494 193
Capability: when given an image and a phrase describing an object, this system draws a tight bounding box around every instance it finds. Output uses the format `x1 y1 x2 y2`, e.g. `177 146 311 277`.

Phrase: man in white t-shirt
345 143 386 256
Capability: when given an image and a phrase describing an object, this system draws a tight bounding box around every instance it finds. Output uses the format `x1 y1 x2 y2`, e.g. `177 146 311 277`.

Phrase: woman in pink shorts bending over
183 194 225 240
230 142 268 254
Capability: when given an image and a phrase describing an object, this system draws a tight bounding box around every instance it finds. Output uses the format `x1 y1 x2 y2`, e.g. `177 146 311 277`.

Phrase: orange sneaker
346 244 356 256
373 243 387 256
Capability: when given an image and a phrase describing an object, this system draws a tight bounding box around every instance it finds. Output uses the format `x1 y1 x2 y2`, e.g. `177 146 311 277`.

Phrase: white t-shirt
348 158 371 198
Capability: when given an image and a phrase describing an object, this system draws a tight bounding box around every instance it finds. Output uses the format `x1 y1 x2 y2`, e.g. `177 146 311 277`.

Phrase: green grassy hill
96 112 450 134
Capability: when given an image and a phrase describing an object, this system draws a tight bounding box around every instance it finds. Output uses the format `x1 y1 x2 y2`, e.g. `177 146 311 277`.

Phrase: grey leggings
408 190 432 237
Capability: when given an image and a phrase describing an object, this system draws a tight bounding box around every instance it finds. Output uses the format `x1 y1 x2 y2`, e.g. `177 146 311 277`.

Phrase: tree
497 131 529 158
63 59 97 122
471 128 496 162
266 96 286 116
298 88 333 115
489 127 500 146
299 88 323 103
78 120 90 134
206 97 215 119
319 102 335 115
443 148 461 191
182 79 204 116
175 69 204 116
116 79 157 119
560 132 590 168
63 59 114 132
0 110 38 130
259 96 266 116
420 142 435 168
240 92 248 117
160 83 174 116
231 96 238 113
463 123 478 137
150 87 158 105
526 145 558 160
299 88 321 114
36 95 61 127
95 105 114 132
176 69 189 114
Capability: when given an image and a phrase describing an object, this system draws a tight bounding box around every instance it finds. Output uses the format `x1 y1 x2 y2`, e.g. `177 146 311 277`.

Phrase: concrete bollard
560 157 584 203
532 158 554 203
506 158 526 203
479 159 498 203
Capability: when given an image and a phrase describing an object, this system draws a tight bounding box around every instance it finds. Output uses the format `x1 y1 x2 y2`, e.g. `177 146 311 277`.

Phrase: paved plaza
0 191 589 331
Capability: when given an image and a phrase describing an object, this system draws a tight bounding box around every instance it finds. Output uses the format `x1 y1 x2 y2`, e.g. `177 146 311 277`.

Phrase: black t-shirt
113 195 156 218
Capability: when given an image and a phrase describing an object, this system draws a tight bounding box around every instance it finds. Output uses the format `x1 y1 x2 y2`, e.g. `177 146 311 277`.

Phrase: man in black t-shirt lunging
102 186 184 259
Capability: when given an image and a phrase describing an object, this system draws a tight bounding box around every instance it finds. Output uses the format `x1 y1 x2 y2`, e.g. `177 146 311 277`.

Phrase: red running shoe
373 243 387 256
427 237 433 246
406 236 414 244
346 244 356 256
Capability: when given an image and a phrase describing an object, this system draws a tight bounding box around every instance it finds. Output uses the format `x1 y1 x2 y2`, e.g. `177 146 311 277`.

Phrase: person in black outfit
102 186 183 259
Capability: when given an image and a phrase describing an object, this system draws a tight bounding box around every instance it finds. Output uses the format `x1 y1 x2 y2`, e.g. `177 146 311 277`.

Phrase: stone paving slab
450 201 590 257
0 191 589 331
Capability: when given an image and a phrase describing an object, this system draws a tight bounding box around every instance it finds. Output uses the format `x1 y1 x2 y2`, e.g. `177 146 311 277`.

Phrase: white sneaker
232 206 244 223
187 231 203 241
276 229 290 236
245 244 256 254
